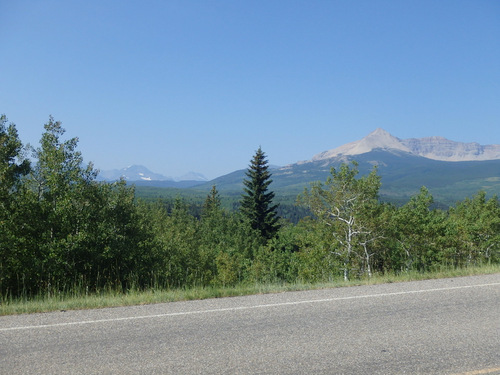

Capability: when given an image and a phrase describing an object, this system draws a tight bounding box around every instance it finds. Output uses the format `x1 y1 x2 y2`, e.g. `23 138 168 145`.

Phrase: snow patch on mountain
98 165 208 182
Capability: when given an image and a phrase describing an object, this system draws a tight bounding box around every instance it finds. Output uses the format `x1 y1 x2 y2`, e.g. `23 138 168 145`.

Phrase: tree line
1 115 499 298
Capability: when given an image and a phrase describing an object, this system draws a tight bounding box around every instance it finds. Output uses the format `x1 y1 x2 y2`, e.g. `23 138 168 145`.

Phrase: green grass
1 264 499 316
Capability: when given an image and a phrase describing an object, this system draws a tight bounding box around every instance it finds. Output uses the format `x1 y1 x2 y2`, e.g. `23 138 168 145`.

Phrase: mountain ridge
194 129 500 206
103 129 500 206
99 129 500 184
201 148 500 207
98 165 208 183
311 128 500 163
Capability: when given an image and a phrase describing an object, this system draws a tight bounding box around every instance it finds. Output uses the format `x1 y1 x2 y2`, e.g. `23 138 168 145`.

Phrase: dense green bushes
1 115 499 298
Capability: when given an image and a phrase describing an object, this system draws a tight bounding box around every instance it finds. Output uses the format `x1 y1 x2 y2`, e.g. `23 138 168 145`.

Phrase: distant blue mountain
97 165 207 184
98 129 500 206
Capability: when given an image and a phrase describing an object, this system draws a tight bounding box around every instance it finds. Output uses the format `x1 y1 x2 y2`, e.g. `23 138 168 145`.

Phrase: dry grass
1 264 499 316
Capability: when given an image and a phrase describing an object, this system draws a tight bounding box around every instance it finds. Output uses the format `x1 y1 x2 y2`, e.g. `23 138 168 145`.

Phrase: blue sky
1 0 499 179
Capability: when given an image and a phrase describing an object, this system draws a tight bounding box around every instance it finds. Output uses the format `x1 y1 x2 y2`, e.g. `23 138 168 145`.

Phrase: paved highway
1 274 499 374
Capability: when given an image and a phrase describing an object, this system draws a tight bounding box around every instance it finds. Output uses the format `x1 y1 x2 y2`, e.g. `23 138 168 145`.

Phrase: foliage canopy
0 115 498 299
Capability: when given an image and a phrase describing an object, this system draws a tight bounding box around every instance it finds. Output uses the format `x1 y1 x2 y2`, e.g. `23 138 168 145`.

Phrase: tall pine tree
240 147 279 240
202 185 222 217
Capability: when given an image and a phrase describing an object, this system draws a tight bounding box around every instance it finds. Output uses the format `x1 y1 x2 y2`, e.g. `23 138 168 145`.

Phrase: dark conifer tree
202 185 221 216
240 147 279 240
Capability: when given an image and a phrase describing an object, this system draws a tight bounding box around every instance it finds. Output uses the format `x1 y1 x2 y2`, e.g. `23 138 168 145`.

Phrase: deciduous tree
447 191 500 265
0 115 31 295
298 161 381 280
390 186 446 271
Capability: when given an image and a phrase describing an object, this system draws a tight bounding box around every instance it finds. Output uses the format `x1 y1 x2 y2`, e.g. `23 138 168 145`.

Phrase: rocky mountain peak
311 129 500 162
312 128 410 161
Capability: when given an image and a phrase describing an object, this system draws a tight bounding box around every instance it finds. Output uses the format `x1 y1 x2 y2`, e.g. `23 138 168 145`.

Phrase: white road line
452 367 500 375
1 282 499 332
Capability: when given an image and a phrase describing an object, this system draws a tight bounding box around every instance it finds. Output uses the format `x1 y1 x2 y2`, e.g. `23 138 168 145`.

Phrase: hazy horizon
2 1 499 179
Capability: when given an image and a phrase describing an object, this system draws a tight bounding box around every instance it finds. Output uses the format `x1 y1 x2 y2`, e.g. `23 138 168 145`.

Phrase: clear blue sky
1 0 499 179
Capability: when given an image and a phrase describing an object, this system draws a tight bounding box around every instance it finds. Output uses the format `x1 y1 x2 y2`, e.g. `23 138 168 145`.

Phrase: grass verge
1 264 499 316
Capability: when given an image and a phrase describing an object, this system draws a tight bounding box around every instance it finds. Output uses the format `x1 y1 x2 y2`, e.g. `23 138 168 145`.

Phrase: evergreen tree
240 147 279 240
202 185 222 217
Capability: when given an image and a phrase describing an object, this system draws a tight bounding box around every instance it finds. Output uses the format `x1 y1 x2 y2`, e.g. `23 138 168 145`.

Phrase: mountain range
98 165 208 187
106 129 500 206
202 129 500 206
311 128 500 162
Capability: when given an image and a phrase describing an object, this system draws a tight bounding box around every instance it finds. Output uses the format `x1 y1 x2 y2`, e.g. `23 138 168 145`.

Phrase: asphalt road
1 274 499 374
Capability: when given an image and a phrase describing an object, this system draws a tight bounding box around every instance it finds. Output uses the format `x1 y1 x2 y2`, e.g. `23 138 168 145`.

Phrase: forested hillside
1 115 499 298
195 149 500 207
